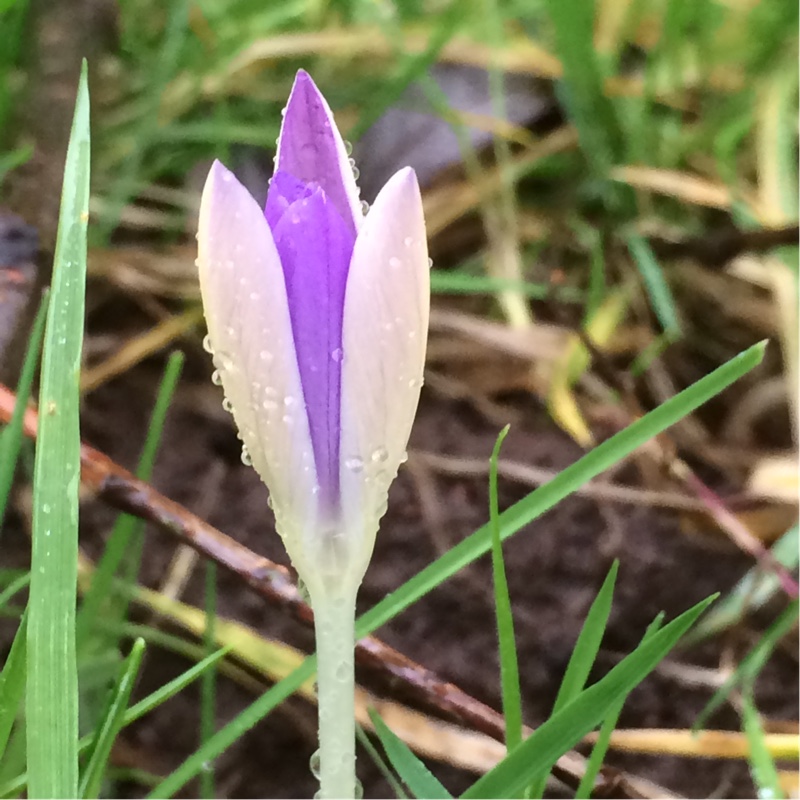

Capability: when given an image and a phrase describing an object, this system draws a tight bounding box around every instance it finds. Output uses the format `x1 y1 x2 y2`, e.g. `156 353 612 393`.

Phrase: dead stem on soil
0 381 676 800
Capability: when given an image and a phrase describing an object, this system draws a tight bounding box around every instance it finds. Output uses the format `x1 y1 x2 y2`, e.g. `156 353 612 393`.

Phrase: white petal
197 161 320 574
338 168 430 583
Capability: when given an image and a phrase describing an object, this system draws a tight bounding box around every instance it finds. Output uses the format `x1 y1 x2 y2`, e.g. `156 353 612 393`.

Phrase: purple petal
196 161 320 552
264 169 314 231
271 184 356 515
276 70 362 233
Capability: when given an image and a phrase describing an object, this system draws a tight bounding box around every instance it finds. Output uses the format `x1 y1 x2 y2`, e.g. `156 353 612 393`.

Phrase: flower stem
311 586 358 799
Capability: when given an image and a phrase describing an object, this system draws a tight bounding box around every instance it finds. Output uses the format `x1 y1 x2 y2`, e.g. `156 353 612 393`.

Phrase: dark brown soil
47 357 795 800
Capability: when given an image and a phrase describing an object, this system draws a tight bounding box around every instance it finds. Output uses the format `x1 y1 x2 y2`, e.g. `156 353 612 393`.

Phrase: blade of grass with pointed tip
368 709 452 800
79 638 146 798
694 598 799 730
357 343 765 639
0 610 27 759
0 646 232 798
528 561 619 797
575 612 665 799
489 425 522 753
26 61 89 800
686 524 799 643
356 725 408 800
0 289 49 528
77 350 185 648
741 687 785 799
0 574 29 612
626 233 681 338
462 596 715 799
146 343 765 798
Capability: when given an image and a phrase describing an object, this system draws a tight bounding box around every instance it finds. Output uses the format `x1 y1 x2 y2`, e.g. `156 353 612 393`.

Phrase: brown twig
0 382 675 799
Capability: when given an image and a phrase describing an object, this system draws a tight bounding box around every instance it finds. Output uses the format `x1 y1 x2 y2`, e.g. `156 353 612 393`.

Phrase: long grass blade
79 639 146 798
488 426 522 752
528 561 619 797
741 687 785 799
0 289 49 527
462 597 715 799
26 61 90 799
368 709 452 799
0 610 27 759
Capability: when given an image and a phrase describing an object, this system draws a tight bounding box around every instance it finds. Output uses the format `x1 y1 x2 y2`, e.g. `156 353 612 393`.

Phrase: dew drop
399 450 408 464
360 199 370 215
202 334 214 354
344 139 353 156
259 349 273 362
389 256 402 269
427 257 434 269
371 446 388 464
249 291 260 301
240 446 252 466
266 495 274 510
331 348 343 362
354 778 364 799
345 457 364 473
222 397 234 413
309 749 321 779
403 236 414 247
42 503 51 513
211 370 223 386
284 395 296 407
351 166 360 180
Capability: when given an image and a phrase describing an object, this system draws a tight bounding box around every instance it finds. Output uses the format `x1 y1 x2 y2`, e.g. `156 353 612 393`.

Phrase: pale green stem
310 585 358 799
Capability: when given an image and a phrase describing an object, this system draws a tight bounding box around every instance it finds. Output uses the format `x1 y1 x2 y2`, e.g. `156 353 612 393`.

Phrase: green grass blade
0 646 231 798
356 725 408 800
543 0 621 176
552 562 619 712
488 426 522 752
357 343 765 639
368 709 452 799
686 524 799 643
0 574 29 612
0 610 27 759
528 561 619 797
26 61 90 800
147 659 317 799
694 598 799 730
626 234 681 338
199 562 217 799
77 351 185 646
575 613 665 799
741 687 785 800
0 289 49 527
79 638 146 799
461 597 715 799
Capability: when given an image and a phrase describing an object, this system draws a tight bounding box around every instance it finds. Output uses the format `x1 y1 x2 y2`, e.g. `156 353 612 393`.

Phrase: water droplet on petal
259 350 273 362
345 457 364 473
360 200 370 215
403 236 414 247
371 447 388 464
344 139 353 156
427 257 434 269
241 446 252 466
211 370 223 386
222 397 234 413
309 749 321 779
331 348 343 362
389 256 402 269
202 334 214 353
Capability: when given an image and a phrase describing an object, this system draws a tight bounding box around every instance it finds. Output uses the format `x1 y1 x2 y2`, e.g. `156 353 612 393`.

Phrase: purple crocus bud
197 71 429 595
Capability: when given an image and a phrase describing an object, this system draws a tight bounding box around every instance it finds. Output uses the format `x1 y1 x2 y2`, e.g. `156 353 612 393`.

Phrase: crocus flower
197 70 429 598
